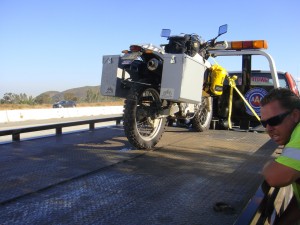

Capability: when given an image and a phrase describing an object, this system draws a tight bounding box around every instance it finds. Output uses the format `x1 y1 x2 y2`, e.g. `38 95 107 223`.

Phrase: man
260 88 300 225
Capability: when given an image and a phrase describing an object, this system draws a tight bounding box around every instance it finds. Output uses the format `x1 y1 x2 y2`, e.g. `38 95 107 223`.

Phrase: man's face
261 100 297 145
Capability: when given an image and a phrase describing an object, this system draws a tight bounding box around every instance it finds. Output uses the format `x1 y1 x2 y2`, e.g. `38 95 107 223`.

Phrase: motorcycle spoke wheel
192 96 213 132
123 86 166 149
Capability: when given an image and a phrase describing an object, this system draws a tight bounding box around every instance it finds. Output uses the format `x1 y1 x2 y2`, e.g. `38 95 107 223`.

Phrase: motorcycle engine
179 103 195 116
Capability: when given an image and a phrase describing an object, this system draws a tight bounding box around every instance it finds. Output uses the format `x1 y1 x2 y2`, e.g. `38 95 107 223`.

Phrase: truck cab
213 70 299 129
209 40 299 130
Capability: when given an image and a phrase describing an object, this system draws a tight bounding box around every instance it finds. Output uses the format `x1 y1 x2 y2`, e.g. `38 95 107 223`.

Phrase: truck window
227 72 288 88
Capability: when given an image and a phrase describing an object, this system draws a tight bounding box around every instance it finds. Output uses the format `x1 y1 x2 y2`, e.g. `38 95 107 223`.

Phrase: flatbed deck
0 125 278 225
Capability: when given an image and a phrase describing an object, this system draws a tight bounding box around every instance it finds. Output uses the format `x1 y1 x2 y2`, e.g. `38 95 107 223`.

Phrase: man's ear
291 109 300 123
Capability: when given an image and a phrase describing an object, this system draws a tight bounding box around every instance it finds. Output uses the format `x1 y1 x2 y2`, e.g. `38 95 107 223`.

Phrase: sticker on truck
244 87 268 116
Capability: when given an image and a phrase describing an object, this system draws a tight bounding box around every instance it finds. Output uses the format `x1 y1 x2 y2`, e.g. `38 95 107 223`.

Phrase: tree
64 92 77 102
1 93 15 104
35 94 52 104
85 89 100 103
0 92 36 104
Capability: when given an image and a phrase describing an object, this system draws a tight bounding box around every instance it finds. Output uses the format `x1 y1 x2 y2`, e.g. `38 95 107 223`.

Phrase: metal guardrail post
89 123 95 130
56 127 62 135
12 133 20 141
116 118 121 125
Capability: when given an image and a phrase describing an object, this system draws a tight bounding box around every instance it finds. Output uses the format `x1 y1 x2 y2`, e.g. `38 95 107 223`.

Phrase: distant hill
40 91 61 99
37 85 102 102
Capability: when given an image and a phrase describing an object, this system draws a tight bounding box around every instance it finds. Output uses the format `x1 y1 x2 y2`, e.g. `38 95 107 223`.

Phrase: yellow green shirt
276 123 300 205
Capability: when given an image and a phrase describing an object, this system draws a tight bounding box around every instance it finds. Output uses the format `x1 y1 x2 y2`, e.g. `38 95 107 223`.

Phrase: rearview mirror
161 29 171 37
218 24 228 36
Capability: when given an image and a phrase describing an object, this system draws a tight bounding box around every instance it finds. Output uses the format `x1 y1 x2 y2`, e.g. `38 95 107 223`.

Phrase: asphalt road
0 124 278 225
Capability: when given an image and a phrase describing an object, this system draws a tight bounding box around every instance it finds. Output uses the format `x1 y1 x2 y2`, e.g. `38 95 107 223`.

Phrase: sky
0 0 300 98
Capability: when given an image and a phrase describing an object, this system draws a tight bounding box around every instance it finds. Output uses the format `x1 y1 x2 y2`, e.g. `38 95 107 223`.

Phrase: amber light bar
227 40 268 50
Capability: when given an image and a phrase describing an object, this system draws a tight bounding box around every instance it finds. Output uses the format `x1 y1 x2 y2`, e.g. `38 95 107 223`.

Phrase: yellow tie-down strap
227 75 261 129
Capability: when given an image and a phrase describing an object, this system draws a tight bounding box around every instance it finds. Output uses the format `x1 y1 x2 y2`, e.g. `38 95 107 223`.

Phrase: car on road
52 100 76 108
213 70 299 129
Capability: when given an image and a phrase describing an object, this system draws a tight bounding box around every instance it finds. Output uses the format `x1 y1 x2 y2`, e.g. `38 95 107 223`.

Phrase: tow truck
208 40 299 130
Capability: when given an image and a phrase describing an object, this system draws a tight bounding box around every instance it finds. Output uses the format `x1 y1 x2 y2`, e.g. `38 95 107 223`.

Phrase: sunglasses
261 111 291 128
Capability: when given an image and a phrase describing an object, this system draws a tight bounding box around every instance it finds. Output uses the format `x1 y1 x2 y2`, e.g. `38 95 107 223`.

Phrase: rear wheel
192 96 213 131
123 85 166 149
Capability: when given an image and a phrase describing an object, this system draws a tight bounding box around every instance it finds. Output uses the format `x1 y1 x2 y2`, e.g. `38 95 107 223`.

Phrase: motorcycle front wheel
192 96 213 131
123 85 166 149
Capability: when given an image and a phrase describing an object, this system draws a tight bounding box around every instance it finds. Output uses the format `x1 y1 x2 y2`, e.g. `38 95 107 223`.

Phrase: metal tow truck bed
0 126 277 225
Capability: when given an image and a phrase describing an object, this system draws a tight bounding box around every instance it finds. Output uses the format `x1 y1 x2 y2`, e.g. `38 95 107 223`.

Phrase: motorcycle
101 24 228 149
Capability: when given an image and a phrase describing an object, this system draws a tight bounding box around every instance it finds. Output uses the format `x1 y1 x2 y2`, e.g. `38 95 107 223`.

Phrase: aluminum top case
160 54 207 104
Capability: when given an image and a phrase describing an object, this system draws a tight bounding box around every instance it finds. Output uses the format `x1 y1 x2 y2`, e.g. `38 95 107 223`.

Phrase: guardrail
0 106 124 123
0 115 123 142
234 181 291 225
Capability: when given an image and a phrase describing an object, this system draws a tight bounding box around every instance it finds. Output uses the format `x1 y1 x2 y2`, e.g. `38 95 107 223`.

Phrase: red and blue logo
244 87 268 116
